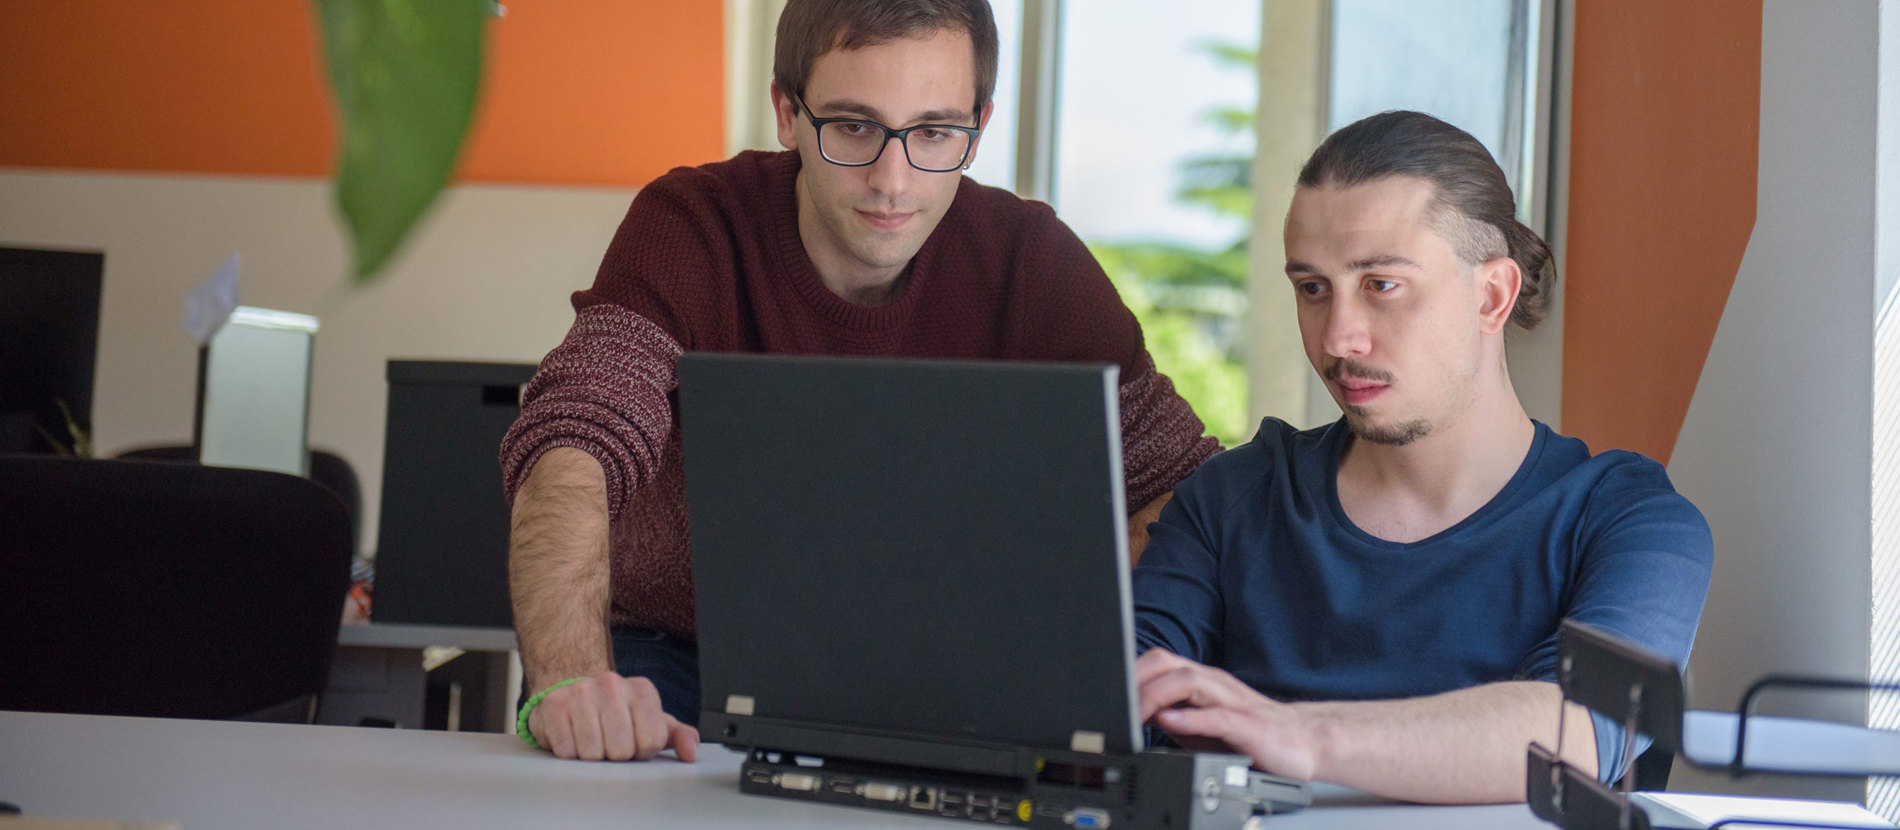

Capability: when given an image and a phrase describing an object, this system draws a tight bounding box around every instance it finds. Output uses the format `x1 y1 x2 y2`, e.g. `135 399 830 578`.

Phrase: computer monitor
0 247 104 455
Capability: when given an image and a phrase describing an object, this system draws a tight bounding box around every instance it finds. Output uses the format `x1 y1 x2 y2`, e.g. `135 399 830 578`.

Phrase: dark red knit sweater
501 150 1217 639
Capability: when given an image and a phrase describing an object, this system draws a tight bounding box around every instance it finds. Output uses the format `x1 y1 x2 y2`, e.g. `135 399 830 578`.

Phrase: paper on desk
183 251 240 346
1631 791 1893 829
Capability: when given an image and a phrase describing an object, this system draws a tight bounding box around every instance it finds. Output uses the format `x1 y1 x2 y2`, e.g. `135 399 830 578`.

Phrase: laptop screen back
680 353 1142 755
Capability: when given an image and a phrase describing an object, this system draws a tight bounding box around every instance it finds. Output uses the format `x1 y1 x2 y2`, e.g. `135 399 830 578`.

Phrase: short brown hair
774 0 1000 120
1298 110 1556 330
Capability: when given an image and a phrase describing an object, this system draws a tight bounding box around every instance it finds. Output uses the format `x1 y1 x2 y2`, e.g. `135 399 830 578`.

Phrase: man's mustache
1324 360 1395 384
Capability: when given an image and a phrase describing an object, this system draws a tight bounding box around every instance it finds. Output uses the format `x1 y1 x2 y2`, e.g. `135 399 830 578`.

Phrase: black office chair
0 454 353 722
116 444 363 556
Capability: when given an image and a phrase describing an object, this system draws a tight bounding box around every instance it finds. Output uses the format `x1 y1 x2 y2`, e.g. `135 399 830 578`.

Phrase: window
1052 0 1261 445
962 0 1022 189
1328 0 1548 226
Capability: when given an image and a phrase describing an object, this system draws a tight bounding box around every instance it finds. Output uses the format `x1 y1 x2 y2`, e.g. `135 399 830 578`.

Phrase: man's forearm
508 446 615 690
1298 681 1598 804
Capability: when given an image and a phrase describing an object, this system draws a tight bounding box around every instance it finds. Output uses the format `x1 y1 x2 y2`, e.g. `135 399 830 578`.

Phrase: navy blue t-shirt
1132 418 1714 782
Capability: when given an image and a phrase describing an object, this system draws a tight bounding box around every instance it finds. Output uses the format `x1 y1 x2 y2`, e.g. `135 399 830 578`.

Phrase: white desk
0 711 1547 830
335 622 517 651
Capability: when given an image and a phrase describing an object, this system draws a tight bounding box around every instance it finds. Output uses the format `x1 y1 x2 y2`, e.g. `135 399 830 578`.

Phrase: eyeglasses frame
791 93 982 173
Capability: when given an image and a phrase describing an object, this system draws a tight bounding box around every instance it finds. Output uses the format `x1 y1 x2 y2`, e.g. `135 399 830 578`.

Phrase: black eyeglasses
793 94 980 173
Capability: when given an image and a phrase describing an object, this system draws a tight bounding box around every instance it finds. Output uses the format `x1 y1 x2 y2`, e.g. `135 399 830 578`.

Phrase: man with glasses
500 0 1219 763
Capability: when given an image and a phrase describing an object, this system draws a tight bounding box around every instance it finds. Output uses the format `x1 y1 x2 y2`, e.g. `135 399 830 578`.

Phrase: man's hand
1127 493 1172 566
1136 649 1322 780
527 671 700 762
1137 649 1599 803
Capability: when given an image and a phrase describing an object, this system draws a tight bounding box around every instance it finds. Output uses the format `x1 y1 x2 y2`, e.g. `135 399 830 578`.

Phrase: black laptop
679 353 1309 828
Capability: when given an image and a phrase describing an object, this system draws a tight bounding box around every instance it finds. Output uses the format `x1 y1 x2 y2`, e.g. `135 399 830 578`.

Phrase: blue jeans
610 626 702 726
517 627 702 727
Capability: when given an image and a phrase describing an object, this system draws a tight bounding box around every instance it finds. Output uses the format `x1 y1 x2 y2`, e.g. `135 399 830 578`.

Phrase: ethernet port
909 786 938 810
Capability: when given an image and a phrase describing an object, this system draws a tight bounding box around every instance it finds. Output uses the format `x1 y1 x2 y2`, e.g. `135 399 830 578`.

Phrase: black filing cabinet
372 360 537 627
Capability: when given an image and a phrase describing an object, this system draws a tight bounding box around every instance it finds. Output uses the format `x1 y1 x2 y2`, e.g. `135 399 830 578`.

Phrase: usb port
861 783 906 802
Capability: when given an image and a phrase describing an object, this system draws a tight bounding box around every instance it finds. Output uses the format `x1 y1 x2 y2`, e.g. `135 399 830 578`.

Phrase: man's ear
770 82 799 151
962 100 996 170
1476 256 1522 335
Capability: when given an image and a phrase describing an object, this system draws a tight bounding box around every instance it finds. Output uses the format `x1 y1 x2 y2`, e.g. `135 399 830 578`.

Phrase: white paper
1632 791 1893 829
184 251 241 346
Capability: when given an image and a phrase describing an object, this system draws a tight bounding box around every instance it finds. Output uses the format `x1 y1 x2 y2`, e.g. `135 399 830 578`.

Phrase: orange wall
0 1 724 187
1562 0 1761 463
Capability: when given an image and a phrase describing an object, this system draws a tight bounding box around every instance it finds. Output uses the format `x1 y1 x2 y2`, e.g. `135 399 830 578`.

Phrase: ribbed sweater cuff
1119 353 1221 510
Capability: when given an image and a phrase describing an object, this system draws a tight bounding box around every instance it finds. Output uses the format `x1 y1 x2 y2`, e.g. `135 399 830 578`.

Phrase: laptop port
966 795 988 817
775 772 821 792
909 786 937 810
861 783 905 802
1064 807 1111 829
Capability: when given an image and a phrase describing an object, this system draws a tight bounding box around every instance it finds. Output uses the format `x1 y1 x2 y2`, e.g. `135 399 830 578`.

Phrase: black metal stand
1526 619 1899 830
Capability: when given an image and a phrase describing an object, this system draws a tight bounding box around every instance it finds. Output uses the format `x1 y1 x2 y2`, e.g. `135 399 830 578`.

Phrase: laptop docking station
710 712 1311 829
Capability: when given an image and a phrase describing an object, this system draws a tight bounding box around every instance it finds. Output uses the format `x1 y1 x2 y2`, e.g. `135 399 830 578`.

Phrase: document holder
1528 619 1900 830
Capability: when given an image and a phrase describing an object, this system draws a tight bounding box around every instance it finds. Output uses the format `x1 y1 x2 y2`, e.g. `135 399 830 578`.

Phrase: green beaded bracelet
516 676 584 750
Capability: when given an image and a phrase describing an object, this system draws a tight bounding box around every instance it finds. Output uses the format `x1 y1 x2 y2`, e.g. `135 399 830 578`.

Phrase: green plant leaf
1193 40 1257 72
1200 105 1254 135
313 0 486 284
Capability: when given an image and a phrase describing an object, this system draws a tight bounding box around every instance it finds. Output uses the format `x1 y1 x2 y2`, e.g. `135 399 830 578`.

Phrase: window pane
962 0 1022 189
1055 0 1260 446
1328 0 1540 215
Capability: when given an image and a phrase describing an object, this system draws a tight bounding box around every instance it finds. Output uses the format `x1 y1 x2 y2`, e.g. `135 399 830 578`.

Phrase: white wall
1664 0 1882 801
0 168 639 553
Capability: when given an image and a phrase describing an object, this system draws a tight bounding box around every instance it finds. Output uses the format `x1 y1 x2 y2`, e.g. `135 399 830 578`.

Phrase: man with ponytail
1129 111 1713 804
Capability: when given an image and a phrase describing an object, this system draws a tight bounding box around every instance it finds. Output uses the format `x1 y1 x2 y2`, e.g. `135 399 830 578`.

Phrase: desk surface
336 621 517 651
0 711 1547 830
